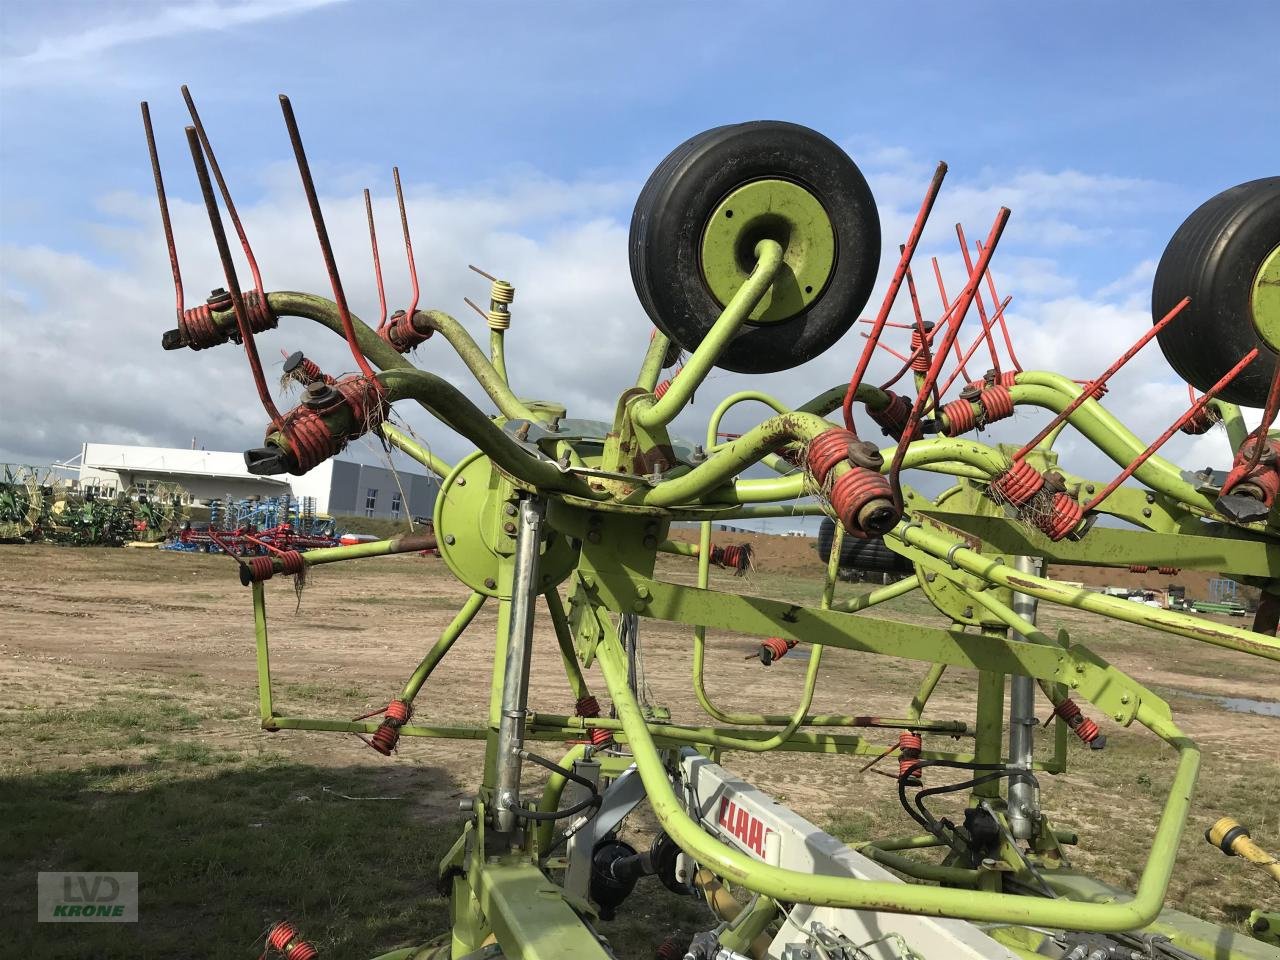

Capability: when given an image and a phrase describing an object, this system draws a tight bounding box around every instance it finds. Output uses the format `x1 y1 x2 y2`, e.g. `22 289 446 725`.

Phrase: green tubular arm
400 591 487 702
268 530 438 571
544 589 591 702
259 292 535 422
379 423 453 478
377 369 601 499
489 329 509 386
633 239 785 429
1008 373 1213 510
596 627 1200 930
635 331 673 392
1211 399 1248 451
893 521 1280 661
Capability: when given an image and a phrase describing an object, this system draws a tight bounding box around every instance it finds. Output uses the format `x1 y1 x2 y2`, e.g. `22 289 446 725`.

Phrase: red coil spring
378 310 433 353
654 378 672 399
806 429 856 485
655 935 690 960
245 555 275 583
279 550 304 576
868 390 915 441
979 384 1014 423
940 397 978 437
897 731 923 784
1230 438 1280 506
384 699 412 725
829 466 897 536
575 695 601 718
180 291 276 350
334 376 389 438
1054 699 1100 744
1129 564 1149 573
588 726 612 747
759 636 796 665
369 698 412 756
710 543 752 574
1180 407 1216 435
292 356 335 386
991 370 1018 387
279 407 340 474
990 460 1045 506
909 328 932 372
1035 492 1084 541
1082 379 1109 399
266 922 318 960
1157 566 1180 576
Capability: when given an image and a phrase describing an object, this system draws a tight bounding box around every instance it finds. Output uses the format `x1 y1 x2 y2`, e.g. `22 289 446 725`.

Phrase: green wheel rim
1252 243 1280 353
699 178 836 325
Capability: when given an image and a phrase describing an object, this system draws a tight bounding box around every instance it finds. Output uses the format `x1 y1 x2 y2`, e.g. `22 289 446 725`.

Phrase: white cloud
0 138 1244 534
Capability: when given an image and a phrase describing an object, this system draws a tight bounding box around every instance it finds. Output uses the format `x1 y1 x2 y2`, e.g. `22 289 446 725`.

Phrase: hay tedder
141 89 1280 959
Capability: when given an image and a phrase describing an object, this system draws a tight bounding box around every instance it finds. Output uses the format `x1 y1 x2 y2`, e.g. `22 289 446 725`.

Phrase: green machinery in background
142 90 1280 960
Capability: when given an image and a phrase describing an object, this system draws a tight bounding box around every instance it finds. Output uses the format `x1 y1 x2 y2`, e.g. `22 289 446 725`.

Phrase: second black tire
816 518 912 573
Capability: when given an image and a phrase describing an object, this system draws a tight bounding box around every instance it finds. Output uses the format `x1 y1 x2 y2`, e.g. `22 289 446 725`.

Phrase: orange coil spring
654 378 672 399
1157 566 1180 575
378 311 433 353
334 376 389 438
246 555 275 582
1035 492 1084 541
655 935 687 960
829 466 896 536
979 384 1015 422
266 921 318 960
759 636 796 665
940 397 978 437
588 726 612 747
370 698 412 756
909 328 932 372
279 407 341 474
990 460 1045 506
710 543 752 574
868 390 915 441
992 370 1018 387
1054 699 1100 744
1129 564 1149 573
575 695 601 718
807 429 857 485
897 731 923 784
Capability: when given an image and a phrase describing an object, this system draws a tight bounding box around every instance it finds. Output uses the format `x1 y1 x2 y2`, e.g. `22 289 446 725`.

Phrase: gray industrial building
326 460 439 521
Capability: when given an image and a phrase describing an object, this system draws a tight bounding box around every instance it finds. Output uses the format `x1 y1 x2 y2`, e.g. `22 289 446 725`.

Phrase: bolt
1142 508 1152 517
962 606 973 618
636 586 650 599
484 577 497 590
458 797 474 811
505 503 517 516
443 534 456 546
1085 484 1095 494
1120 694 1130 704
633 599 647 612
1114 712 1125 721
206 287 229 304
925 572 937 582
504 521 517 535
457 478 466 487
1075 663 1086 673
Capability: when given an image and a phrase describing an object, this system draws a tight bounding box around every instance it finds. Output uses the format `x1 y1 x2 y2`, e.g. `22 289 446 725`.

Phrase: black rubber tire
1153 177 1280 407
629 122 880 373
816 518 912 573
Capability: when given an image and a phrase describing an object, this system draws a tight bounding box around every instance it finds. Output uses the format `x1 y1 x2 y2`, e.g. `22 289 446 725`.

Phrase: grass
2 548 1277 957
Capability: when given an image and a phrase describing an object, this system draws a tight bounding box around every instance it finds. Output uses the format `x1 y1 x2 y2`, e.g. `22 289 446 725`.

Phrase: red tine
1011 297 1191 462
841 162 947 432
364 189 388 332
393 167 420 327
956 223 1001 374
140 102 184 323
859 332 911 363
1083 347 1259 512
1221 366 1280 494
933 295 1014 399
181 86 265 298
278 95 377 380
977 240 1022 371
184 126 282 425
931 255 973 386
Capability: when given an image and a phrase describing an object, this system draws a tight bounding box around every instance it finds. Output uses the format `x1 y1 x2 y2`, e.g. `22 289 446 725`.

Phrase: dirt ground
1 540 1278 957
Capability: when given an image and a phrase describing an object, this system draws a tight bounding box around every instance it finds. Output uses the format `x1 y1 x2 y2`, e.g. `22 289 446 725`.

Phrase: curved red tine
931 255 973 387
977 241 1022 371
393 167 420 328
933 295 1013 400
278 95 377 380
181 86 265 298
141 102 184 324
364 189 388 332
184 126 282 425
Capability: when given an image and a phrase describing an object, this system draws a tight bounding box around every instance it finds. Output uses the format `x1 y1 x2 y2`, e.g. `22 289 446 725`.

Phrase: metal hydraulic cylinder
1008 555 1041 840
494 497 547 834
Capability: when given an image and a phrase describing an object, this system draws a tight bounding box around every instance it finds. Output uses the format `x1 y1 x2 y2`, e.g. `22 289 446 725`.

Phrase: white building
68 443 437 521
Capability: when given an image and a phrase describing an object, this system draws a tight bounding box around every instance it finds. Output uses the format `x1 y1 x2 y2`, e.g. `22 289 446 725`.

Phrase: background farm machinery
163 494 340 556
140 87 1280 960
0 466 188 546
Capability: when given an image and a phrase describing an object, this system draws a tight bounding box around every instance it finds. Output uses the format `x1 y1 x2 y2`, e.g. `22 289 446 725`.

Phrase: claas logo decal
717 794 773 858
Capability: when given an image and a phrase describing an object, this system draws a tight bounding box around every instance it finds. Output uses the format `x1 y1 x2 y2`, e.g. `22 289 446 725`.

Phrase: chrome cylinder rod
494 496 546 833
1008 554 1041 840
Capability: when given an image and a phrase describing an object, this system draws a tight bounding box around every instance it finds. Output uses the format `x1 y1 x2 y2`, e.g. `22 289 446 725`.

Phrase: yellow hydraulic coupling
1205 817 1280 884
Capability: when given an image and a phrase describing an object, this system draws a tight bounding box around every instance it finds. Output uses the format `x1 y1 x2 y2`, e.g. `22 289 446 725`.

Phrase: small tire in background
629 121 881 373
816 517 913 574
1153 177 1280 407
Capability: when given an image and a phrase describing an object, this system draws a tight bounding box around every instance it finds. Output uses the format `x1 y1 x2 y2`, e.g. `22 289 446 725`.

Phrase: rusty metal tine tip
468 264 499 283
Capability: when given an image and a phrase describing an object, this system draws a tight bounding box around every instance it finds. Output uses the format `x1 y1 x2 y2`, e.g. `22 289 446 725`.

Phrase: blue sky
0 0 1275 528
